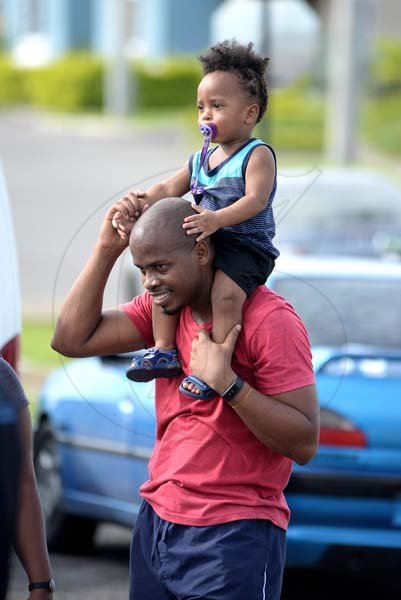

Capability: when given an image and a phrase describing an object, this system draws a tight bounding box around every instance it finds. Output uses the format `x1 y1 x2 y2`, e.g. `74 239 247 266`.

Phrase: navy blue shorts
129 500 286 600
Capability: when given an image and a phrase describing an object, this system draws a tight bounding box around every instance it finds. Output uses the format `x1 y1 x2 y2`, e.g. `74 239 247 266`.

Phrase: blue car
34 256 401 569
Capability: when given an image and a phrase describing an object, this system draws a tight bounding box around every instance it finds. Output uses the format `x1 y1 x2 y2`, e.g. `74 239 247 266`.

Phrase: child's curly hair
198 39 269 123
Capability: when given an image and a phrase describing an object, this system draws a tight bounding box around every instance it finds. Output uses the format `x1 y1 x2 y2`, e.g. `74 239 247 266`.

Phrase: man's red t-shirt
121 286 315 530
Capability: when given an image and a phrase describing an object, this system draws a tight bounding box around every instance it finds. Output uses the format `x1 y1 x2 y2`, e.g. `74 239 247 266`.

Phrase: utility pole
104 0 132 117
325 0 376 163
259 0 271 141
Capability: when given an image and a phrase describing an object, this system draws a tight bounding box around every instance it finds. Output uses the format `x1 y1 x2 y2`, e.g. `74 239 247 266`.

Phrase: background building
0 0 224 64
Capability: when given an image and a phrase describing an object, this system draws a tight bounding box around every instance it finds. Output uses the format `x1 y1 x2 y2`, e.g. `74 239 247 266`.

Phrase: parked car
273 256 401 570
35 256 401 571
122 169 401 303
0 159 21 370
273 169 401 259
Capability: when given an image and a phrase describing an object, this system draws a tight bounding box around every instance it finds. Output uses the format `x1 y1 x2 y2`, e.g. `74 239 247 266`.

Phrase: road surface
7 523 400 599
0 108 189 316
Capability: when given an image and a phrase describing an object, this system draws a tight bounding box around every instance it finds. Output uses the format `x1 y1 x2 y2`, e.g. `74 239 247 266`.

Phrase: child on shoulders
114 39 279 399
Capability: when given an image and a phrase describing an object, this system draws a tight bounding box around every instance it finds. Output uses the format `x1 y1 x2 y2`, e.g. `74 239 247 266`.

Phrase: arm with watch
189 327 319 466
15 406 55 598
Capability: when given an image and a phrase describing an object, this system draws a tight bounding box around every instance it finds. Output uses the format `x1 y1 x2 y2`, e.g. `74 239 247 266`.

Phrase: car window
275 174 401 226
274 173 401 256
274 277 401 348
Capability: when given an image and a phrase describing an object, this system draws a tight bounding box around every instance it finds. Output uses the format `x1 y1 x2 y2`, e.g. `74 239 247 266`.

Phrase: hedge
370 38 401 94
267 86 324 151
363 38 401 155
28 54 104 112
133 59 201 109
363 93 401 155
0 54 201 112
0 49 399 155
0 53 103 111
0 55 29 104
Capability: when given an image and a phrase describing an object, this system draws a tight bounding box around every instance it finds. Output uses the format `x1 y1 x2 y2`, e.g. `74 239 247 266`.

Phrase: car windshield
274 277 401 348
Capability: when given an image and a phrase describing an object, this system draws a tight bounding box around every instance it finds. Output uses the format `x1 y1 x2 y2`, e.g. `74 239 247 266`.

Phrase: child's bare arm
113 162 191 238
145 162 191 205
183 146 275 241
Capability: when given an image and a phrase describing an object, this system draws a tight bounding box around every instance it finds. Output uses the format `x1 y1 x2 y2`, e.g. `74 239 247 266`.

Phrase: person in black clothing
0 356 54 600
0 357 21 599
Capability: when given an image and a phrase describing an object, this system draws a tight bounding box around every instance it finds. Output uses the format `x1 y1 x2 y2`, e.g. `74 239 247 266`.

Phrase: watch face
224 385 238 400
222 377 244 402
49 579 56 592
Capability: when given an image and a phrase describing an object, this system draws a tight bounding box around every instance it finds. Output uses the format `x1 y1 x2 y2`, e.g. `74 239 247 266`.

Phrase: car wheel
34 422 97 552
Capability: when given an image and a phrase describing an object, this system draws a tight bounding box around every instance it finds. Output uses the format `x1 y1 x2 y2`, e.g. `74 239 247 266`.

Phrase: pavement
0 108 190 316
3 107 400 320
8 522 401 600
8 524 132 600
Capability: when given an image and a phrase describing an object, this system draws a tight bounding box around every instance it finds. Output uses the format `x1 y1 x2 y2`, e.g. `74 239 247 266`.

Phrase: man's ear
245 103 259 124
193 239 213 266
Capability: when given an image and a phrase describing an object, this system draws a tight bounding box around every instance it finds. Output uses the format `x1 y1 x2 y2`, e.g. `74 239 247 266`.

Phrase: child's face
197 71 258 145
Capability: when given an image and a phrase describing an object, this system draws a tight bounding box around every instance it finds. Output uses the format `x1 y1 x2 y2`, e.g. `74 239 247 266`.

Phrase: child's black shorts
212 230 276 297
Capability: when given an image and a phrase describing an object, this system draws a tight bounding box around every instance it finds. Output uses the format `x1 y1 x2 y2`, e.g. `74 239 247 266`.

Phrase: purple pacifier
191 122 218 201
199 122 218 141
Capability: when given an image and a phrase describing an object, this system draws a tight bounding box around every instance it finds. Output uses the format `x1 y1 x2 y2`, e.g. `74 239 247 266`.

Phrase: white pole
259 0 271 141
325 0 376 163
325 0 358 163
104 0 131 117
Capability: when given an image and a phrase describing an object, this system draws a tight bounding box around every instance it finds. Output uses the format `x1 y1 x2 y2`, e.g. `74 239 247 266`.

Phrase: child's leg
152 303 179 349
126 306 181 381
211 269 246 344
182 269 245 395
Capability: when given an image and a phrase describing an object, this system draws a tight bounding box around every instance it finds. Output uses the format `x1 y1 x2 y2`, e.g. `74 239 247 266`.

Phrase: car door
40 355 156 523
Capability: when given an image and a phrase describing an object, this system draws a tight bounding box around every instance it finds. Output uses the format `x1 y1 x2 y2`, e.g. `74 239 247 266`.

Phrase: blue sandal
126 347 182 382
179 375 217 400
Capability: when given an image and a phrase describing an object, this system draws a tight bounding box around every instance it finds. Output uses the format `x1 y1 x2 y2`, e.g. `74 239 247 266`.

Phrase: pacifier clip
191 122 218 204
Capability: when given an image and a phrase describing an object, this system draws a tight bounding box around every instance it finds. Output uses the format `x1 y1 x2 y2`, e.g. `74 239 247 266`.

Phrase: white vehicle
0 160 21 370
274 169 401 258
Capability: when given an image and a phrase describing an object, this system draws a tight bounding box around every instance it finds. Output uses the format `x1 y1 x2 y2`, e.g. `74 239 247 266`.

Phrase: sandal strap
179 375 217 400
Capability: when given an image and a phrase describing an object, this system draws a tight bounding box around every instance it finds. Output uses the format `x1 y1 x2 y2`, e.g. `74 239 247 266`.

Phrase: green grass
20 320 62 410
363 94 401 156
21 320 73 409
22 320 61 367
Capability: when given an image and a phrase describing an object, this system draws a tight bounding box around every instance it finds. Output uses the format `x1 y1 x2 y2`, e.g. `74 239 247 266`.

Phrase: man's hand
189 325 241 395
111 191 148 240
182 203 221 241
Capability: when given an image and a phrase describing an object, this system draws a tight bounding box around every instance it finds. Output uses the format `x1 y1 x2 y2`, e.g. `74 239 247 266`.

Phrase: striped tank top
189 137 279 258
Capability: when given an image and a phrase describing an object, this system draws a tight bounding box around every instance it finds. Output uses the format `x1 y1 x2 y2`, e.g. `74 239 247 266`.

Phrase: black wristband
222 376 245 404
28 579 56 592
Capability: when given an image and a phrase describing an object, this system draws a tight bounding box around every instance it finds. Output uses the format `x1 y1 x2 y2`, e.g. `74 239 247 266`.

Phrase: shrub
0 49 397 157
363 93 401 156
132 58 201 110
363 38 401 156
371 38 401 94
0 55 29 105
263 85 324 152
29 53 103 112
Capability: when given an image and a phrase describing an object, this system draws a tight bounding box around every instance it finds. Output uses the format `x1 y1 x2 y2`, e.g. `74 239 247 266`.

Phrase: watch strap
222 376 245 404
28 579 55 592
